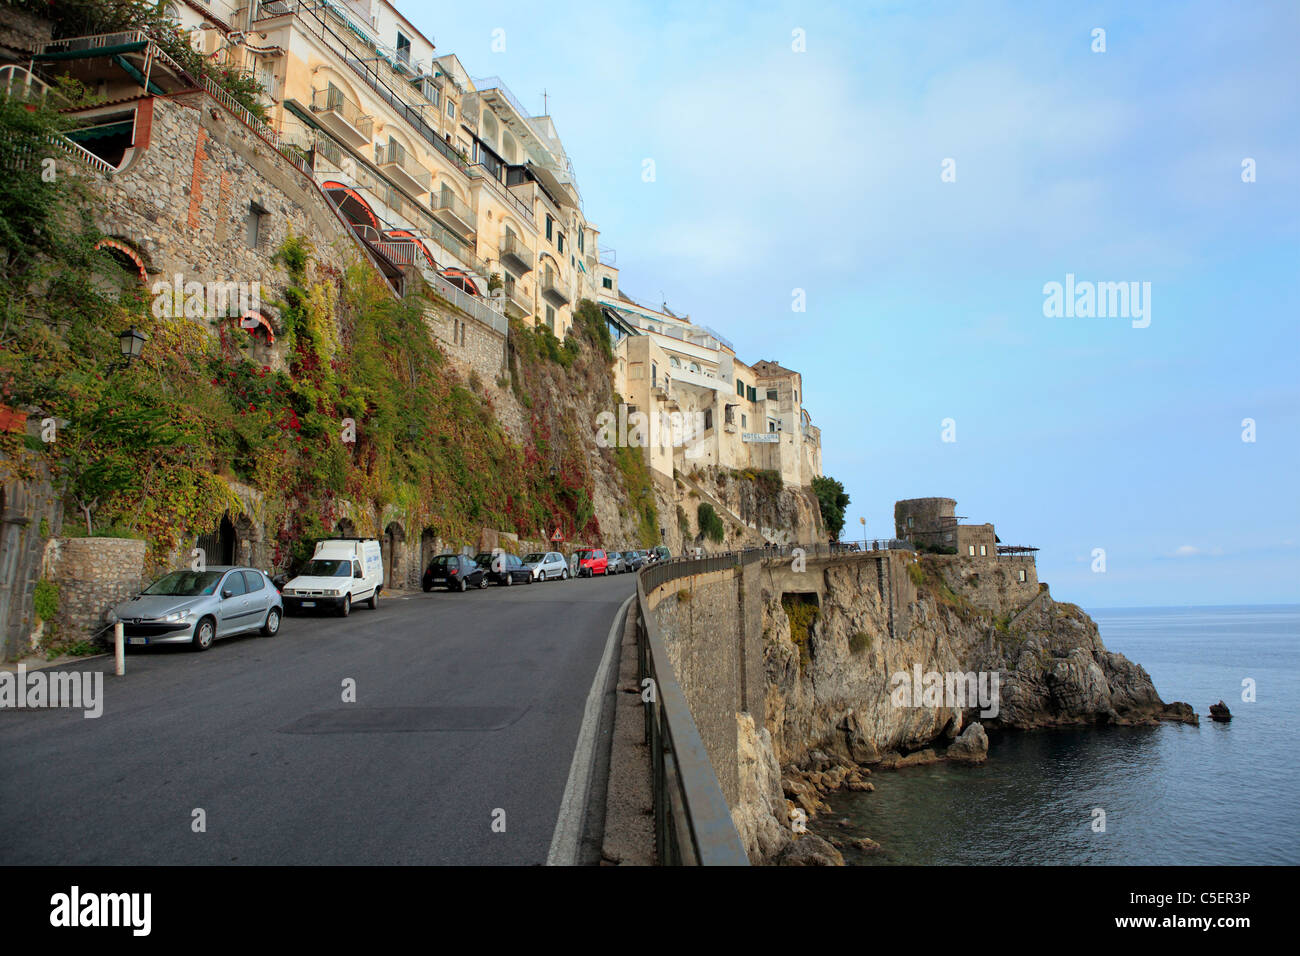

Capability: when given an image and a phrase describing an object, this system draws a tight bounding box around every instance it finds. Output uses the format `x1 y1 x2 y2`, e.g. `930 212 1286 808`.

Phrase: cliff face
736 553 1194 862
763 555 1194 771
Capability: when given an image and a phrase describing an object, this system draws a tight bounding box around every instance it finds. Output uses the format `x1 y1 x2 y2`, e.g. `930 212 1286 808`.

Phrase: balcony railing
432 188 475 237
499 232 533 275
503 277 532 319
374 139 431 192
311 85 373 145
540 273 570 307
466 163 534 224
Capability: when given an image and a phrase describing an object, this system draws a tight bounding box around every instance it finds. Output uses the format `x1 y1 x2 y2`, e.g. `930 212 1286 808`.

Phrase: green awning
34 40 147 61
67 120 134 142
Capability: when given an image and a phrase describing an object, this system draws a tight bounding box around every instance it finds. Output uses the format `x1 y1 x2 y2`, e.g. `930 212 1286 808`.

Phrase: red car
574 548 608 577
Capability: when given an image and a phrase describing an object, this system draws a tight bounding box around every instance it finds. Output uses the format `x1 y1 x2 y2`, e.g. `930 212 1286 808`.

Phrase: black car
623 550 646 571
423 553 488 592
474 551 534 587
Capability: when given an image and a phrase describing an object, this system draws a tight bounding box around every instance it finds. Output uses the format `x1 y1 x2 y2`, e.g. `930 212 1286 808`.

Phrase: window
736 380 745 397
669 356 680 368
968 545 976 556
557 232 564 253
747 385 757 403
222 571 247 597
242 570 265 592
545 215 553 241
246 201 268 251
769 420 777 433
396 32 411 65
546 305 555 331
766 388 778 401
652 363 658 387
979 544 988 556
703 409 713 430
1018 568 1027 582
446 100 455 119
741 413 747 428
908 517 914 527
578 229 585 253
602 277 612 289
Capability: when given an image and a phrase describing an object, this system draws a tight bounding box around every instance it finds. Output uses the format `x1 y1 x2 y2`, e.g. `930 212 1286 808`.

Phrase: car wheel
478 576 488 589
338 595 351 617
368 588 379 609
561 569 568 580
458 577 468 593
261 608 281 637
192 617 215 651
503 573 512 587
422 584 431 593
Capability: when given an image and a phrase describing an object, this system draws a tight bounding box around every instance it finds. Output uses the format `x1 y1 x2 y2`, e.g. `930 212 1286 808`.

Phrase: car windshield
301 559 351 577
576 550 595 559
143 570 225 596
523 553 545 563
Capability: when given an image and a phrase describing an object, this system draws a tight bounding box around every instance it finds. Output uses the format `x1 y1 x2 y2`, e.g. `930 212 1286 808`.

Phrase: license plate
301 601 316 608
128 637 146 645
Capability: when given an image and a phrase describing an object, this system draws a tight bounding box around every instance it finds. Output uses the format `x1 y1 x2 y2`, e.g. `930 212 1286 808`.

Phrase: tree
811 475 849 540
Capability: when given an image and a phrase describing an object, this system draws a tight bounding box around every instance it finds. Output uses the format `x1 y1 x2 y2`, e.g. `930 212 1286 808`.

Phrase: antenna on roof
542 88 548 114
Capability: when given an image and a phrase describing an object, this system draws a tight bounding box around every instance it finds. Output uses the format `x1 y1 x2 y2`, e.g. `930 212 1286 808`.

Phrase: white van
281 538 384 617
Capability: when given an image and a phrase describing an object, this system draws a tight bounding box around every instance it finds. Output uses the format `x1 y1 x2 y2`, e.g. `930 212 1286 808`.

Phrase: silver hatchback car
106 566 283 651
520 551 569 581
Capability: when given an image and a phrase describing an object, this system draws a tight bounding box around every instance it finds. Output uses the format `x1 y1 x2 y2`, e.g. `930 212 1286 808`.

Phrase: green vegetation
811 475 849 540
849 631 872 655
781 594 820 671
33 579 59 623
697 502 724 543
676 588 691 604
677 504 690 536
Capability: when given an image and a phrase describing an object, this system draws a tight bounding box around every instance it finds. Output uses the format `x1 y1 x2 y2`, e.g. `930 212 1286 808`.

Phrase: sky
403 0 1299 607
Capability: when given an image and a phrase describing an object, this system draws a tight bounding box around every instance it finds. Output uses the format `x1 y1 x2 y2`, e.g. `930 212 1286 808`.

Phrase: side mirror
222 589 233 599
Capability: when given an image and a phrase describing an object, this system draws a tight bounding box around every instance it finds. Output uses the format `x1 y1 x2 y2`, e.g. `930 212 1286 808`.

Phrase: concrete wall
894 497 957 542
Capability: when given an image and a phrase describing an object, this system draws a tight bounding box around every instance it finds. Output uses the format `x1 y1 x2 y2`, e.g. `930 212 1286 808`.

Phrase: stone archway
420 528 437 581
381 521 405 589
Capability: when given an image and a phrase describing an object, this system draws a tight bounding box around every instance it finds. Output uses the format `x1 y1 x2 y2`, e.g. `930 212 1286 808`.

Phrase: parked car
281 538 383 616
475 551 534 587
623 550 646 571
521 551 569 581
606 551 627 574
424 553 488 592
651 546 672 563
106 566 282 651
573 548 608 577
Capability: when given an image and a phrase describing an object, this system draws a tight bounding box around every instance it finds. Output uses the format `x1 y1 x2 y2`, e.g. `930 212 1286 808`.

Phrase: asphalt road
0 572 635 865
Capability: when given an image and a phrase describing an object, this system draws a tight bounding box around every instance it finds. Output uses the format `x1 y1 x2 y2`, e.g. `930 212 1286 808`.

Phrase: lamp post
859 515 866 547
116 326 147 370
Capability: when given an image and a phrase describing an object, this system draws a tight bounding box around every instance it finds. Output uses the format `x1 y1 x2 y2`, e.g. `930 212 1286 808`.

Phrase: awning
321 181 379 229
67 120 134 142
237 312 275 344
442 268 481 295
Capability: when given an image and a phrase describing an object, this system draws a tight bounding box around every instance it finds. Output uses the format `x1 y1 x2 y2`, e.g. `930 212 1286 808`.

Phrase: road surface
0 572 635 864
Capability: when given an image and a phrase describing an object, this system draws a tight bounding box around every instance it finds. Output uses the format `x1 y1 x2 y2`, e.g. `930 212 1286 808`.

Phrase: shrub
33 579 59 623
849 631 872 655
697 502 724 543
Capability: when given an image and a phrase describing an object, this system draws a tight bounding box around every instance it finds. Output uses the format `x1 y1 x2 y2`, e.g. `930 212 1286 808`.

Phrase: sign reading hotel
742 432 780 443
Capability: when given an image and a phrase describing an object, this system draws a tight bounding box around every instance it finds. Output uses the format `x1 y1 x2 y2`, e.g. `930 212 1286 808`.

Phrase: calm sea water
827 605 1300 865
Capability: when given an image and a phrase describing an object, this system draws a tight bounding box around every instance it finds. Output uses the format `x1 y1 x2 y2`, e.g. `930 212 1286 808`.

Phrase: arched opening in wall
334 518 356 537
91 238 150 309
321 182 379 231
195 514 237 566
382 522 405 588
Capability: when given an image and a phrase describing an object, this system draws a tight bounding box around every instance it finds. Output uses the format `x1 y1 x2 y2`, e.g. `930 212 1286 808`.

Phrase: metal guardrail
634 554 752 865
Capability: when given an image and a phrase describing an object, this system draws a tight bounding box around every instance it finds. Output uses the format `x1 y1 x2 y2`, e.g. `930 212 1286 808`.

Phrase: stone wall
48 537 147 644
931 554 1039 616
0 447 63 661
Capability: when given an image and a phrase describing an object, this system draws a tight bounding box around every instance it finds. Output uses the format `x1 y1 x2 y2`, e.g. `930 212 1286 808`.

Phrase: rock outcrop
1209 700 1233 722
731 552 1196 863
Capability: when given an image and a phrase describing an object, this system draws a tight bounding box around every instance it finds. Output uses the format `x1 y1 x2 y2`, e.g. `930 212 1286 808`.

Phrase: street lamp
117 326 147 368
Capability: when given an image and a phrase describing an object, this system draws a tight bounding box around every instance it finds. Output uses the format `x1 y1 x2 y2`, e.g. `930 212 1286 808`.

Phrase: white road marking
547 593 634 866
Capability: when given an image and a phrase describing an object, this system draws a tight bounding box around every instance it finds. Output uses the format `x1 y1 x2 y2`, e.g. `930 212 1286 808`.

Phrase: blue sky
409 0 1299 607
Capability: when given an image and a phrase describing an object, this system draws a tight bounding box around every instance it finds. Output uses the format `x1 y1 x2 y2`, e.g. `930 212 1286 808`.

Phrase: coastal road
0 573 635 865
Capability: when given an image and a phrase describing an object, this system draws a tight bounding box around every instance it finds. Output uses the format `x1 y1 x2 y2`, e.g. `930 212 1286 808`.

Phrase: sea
826 605 1300 865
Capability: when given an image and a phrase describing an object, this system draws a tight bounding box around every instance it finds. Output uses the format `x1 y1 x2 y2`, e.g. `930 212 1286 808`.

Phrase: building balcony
311 85 372 148
374 140 431 195
540 274 570 308
503 278 532 320
432 188 476 238
500 233 533 275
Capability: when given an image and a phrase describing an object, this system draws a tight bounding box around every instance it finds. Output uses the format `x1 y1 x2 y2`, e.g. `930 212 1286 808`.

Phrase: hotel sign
742 432 780 443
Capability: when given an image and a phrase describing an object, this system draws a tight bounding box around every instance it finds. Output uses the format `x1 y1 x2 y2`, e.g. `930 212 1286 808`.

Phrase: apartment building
86 0 605 337
605 294 824 489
